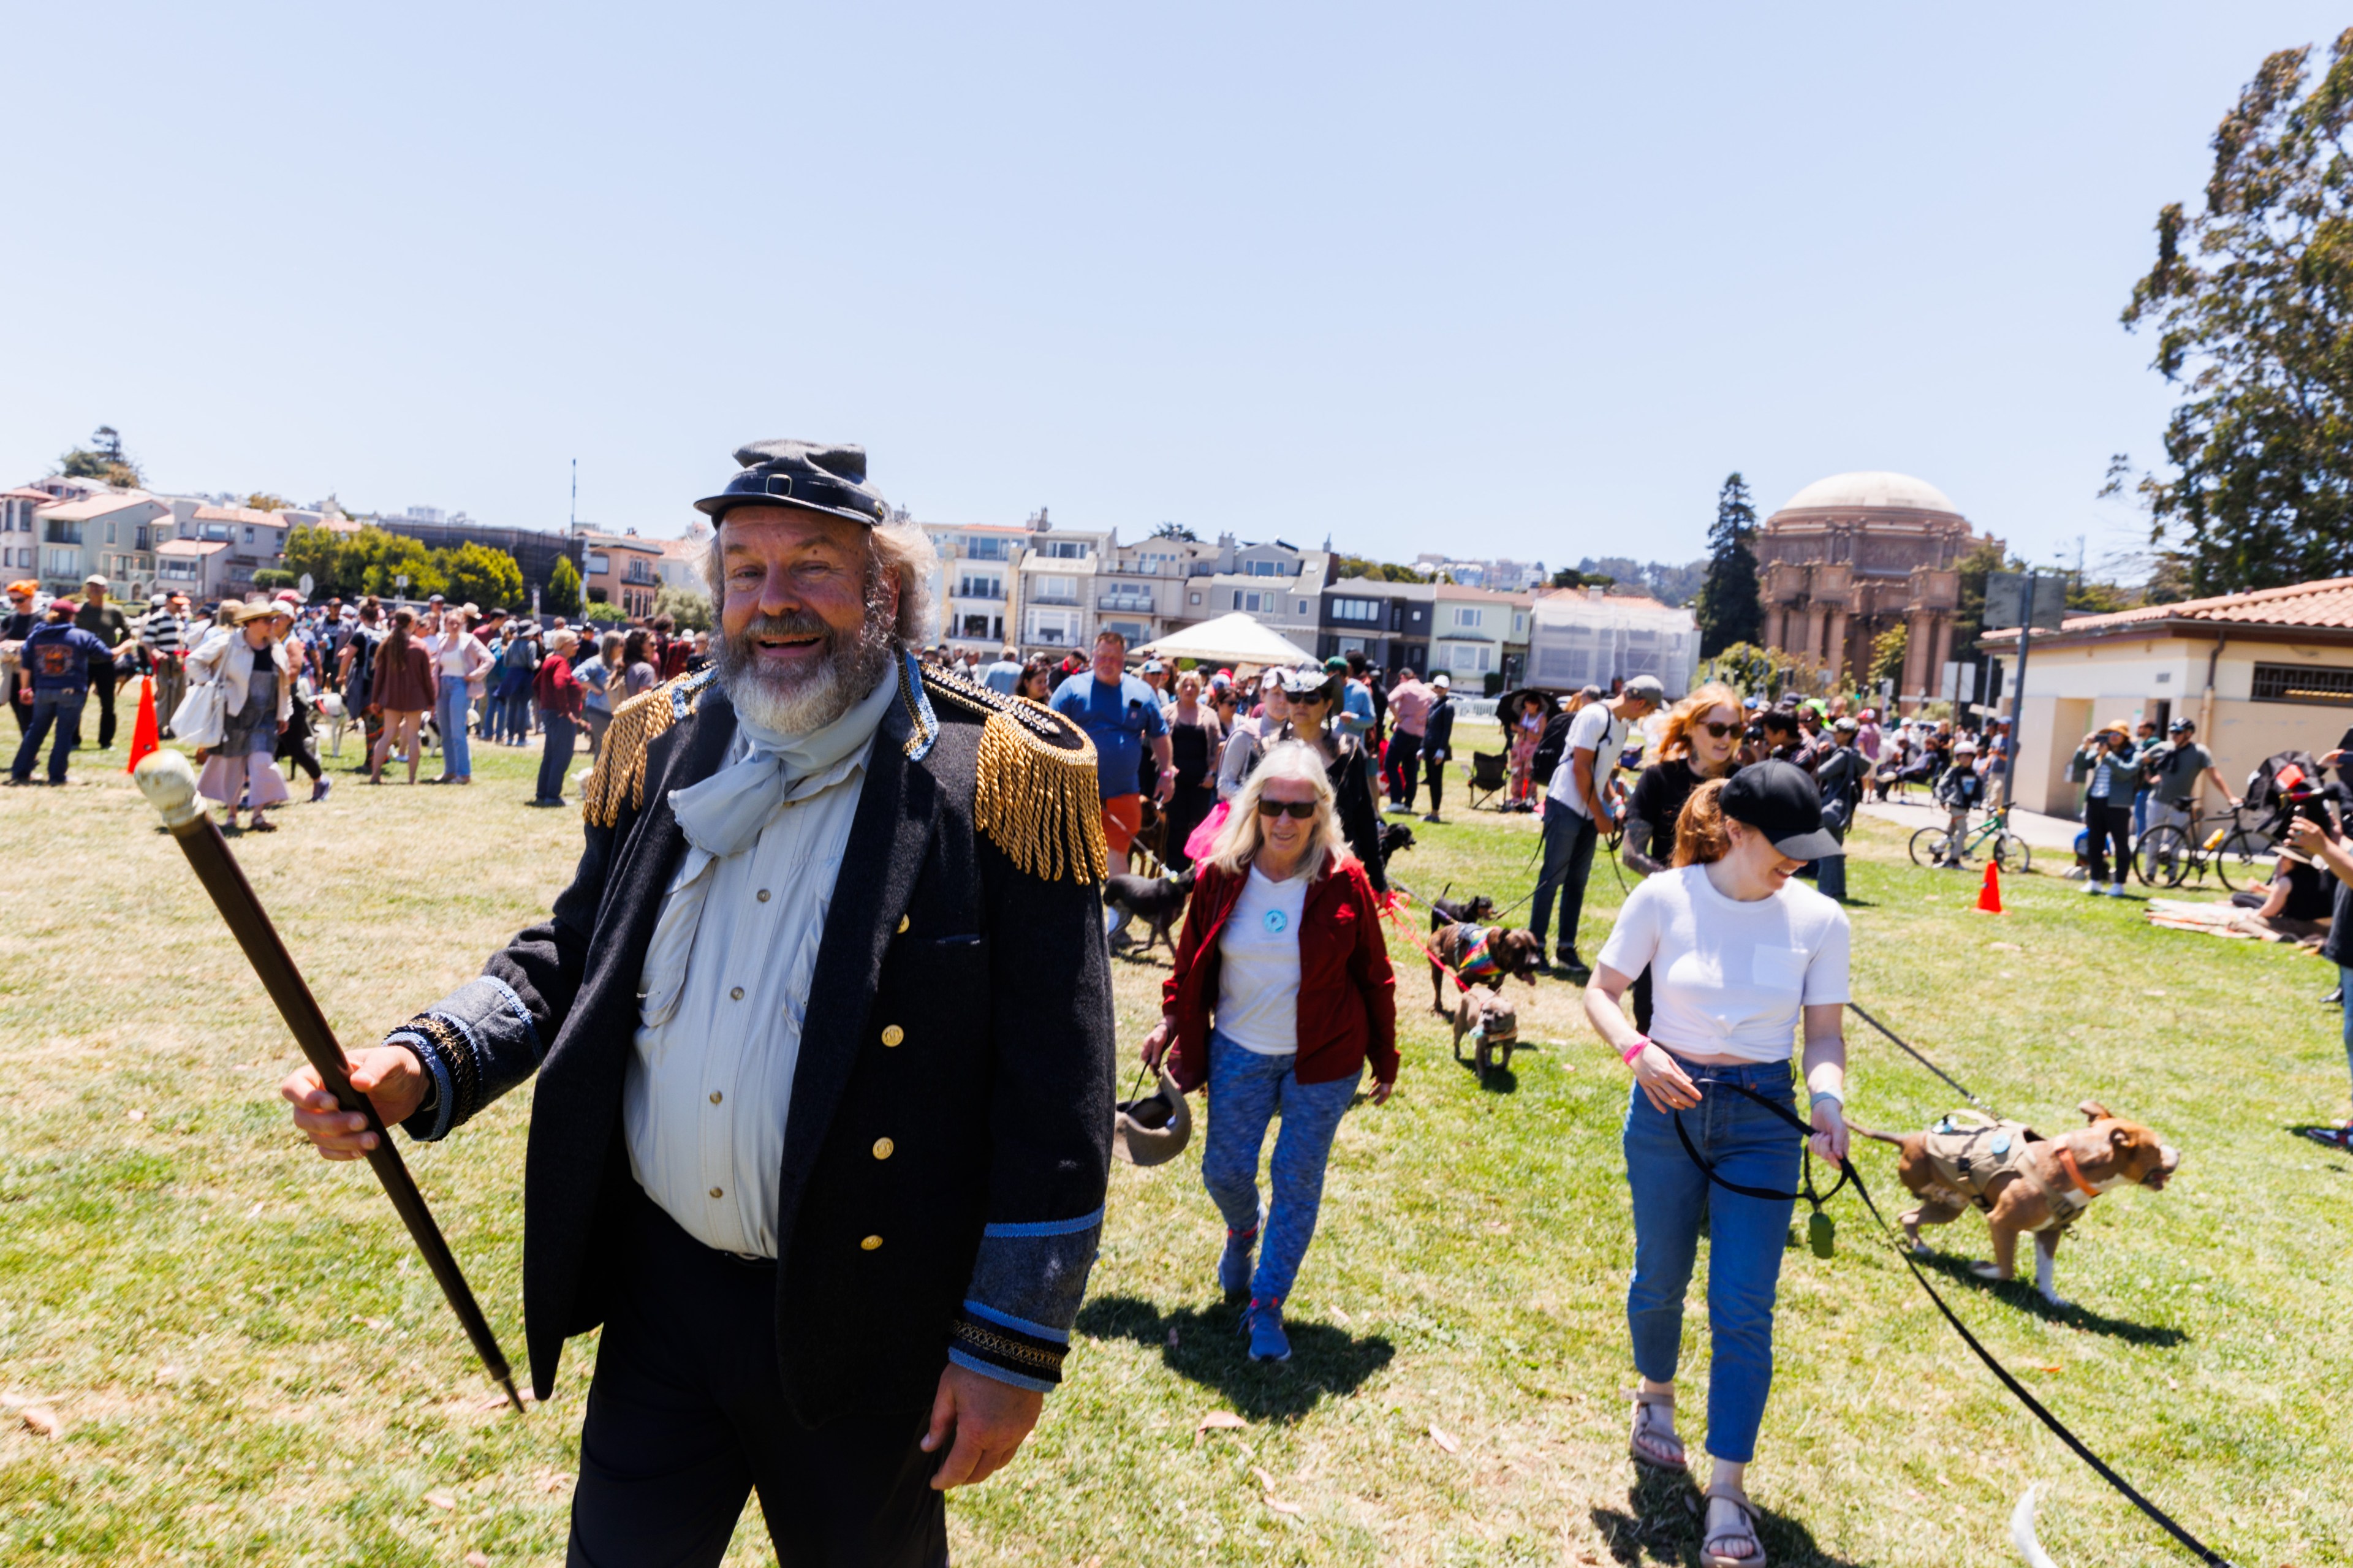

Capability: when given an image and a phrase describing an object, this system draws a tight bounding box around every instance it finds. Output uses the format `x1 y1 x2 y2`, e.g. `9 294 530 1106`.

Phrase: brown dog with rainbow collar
1852 1101 2180 1307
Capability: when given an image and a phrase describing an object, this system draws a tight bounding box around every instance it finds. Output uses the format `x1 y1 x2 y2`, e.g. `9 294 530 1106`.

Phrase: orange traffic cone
1976 860 2004 914
124 675 159 775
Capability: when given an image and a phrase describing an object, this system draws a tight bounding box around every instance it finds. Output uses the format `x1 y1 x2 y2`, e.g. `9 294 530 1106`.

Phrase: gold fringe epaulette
580 670 714 828
922 666 1109 884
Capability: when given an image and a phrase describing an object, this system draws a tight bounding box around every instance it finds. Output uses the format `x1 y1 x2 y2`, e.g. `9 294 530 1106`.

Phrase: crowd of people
0 573 713 823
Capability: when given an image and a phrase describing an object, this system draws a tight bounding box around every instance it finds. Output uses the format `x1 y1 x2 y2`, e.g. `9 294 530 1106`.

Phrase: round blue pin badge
1263 909 1287 934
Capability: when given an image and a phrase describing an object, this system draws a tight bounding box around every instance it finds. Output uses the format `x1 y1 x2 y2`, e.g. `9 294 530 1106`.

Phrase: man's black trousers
567 1189 949 1568
73 667 117 750
1385 731 1422 808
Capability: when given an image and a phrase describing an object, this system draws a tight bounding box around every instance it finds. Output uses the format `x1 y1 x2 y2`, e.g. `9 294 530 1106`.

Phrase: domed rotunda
1755 471 2003 705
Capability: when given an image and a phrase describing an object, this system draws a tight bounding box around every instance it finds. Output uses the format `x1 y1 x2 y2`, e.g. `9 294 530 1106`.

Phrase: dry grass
1 730 2347 1565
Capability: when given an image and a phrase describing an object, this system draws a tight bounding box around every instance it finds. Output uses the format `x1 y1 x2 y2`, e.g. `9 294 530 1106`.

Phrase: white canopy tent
1133 612 1318 668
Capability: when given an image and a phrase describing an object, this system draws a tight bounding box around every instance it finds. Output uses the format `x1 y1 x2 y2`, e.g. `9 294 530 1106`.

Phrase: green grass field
2 725 2347 1565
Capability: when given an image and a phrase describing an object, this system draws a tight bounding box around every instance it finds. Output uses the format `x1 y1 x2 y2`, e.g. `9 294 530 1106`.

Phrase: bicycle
2134 805 2275 892
1908 805 2031 873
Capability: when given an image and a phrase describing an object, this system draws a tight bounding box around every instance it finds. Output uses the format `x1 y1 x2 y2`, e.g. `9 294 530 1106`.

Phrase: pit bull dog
1852 1101 2180 1306
1449 991 1518 1084
1428 921 1543 1014
314 691 351 757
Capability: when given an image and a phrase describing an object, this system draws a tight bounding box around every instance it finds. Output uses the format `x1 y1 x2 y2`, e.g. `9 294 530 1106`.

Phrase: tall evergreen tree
1694 472 1762 657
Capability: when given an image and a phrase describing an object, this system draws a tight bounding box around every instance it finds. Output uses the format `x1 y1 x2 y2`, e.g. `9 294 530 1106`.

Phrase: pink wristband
1621 1037 1650 1064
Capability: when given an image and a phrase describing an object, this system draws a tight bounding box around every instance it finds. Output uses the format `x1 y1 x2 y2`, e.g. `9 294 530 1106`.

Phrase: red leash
1377 884 1475 994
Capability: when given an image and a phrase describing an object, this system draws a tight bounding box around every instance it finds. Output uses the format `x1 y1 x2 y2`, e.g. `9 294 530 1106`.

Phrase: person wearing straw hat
2070 719 2139 896
185 600 295 830
1143 741 1398 1363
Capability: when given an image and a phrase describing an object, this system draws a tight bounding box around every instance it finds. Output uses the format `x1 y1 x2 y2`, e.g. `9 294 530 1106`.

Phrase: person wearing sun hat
277 439 1114 1563
182 600 296 829
2071 719 2139 896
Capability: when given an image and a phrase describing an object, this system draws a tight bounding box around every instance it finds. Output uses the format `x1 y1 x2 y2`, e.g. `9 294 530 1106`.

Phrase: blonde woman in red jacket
1142 740 1398 1362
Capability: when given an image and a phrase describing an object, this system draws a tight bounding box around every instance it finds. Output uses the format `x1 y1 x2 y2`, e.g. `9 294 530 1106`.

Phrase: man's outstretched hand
280 1045 428 1160
921 1362 1044 1490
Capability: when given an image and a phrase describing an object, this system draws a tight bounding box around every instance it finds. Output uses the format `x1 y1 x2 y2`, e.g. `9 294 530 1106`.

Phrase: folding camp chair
1465 750 1509 811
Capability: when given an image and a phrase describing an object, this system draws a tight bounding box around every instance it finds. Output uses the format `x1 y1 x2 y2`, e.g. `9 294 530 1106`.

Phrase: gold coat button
730 986 745 1001
709 1090 723 1105
896 915 909 934
708 1186 723 1199
757 889 771 903
860 1234 884 1251
872 1137 895 1160
881 1025 904 1047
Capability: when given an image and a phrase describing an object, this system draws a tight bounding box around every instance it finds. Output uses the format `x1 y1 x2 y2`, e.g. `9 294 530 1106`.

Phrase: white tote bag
171 680 227 750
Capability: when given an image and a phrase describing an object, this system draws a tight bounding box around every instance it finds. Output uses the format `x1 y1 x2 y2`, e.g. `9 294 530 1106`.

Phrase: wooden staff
134 751 526 1414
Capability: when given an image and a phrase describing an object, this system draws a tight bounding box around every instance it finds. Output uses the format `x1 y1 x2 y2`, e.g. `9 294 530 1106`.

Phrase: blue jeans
536 714 577 802
502 689 533 743
1199 1030 1361 1303
1529 800 1599 961
2339 966 2353 1108
436 675 472 778
1622 1054 1802 1464
12 689 86 782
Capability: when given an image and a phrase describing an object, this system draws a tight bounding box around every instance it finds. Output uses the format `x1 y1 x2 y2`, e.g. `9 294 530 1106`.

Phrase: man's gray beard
714 605 896 736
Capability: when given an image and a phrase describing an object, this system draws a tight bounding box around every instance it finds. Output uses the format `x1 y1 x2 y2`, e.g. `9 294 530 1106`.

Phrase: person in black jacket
280 441 1115 1567
1419 672 1457 822
1276 666 1389 895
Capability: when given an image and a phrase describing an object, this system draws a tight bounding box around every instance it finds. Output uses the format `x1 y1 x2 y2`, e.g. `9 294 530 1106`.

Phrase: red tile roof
1985 577 2353 642
157 539 230 556
191 505 283 526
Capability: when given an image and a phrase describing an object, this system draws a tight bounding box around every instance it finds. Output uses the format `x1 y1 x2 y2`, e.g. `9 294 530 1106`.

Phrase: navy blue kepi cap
1720 759 1843 862
695 439 889 527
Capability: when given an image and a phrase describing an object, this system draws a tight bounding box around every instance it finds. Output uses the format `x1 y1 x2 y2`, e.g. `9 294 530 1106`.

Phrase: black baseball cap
1719 759 1843 862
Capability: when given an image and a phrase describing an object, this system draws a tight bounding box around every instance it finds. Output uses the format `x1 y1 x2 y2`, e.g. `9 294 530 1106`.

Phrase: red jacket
534 651 585 721
1161 854 1398 1091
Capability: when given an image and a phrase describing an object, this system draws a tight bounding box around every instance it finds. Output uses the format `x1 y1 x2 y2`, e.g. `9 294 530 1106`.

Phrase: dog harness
1920 1113 2095 1232
1450 923 1501 983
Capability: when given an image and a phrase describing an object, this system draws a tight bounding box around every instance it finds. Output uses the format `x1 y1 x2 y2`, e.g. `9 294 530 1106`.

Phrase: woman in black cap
1580 760 1851 1568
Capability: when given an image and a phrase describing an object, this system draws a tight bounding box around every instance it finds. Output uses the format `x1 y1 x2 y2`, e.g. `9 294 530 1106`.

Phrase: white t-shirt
1596 863 1851 1063
1215 865 1309 1055
1547 702 1629 817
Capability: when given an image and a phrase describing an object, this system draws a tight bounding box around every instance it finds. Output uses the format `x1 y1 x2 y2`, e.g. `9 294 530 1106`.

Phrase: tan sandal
1627 1387 1686 1471
1700 1482 1765 1568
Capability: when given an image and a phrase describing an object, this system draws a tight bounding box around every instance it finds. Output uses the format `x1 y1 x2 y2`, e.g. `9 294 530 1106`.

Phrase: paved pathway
1856 797 2081 852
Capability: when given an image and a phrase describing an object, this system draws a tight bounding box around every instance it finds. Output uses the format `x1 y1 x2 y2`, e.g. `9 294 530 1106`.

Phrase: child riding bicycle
1930 738 1987 866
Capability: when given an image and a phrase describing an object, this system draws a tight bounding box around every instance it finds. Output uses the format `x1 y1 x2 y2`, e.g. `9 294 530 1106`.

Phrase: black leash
1844 1001 1998 1115
1664 1075 2236 1567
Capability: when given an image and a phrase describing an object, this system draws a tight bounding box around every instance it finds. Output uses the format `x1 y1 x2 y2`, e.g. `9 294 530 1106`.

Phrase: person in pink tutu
186 600 295 831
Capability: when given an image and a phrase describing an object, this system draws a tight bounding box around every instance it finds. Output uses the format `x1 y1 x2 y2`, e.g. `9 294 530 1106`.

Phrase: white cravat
624 668 898 1256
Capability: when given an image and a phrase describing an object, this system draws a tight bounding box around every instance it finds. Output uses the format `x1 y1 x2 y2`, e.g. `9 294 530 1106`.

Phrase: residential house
1428 584 1536 691
1 488 51 580
580 531 665 618
1198 540 1330 657
1317 578 1436 675
657 536 710 597
919 512 1112 658
377 507 581 601
183 505 290 602
31 491 173 596
154 538 235 601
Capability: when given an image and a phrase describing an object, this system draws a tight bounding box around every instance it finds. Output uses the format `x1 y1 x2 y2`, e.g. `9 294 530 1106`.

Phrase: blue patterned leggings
1199 1029 1360 1303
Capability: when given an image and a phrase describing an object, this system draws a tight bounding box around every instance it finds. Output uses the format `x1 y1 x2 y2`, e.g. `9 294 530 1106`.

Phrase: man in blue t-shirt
1050 631 1173 941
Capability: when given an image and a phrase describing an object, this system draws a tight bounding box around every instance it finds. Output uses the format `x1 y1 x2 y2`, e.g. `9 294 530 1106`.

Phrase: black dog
1105 865 1197 956
1377 820 1415 864
1427 893 1497 931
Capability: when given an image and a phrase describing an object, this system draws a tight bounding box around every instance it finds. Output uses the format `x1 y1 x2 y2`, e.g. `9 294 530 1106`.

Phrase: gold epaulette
580 670 716 828
921 666 1108 884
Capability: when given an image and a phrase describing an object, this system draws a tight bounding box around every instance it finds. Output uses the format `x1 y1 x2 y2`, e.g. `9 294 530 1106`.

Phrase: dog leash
1844 1002 1998 1116
1668 1077 1849 1255
1669 1077 2236 1567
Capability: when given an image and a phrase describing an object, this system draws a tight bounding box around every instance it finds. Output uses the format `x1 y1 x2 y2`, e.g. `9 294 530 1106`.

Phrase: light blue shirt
1339 677 1374 736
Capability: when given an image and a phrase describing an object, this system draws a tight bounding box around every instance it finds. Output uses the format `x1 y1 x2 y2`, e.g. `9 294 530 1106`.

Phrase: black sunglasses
1700 721 1738 739
1256 798 1319 819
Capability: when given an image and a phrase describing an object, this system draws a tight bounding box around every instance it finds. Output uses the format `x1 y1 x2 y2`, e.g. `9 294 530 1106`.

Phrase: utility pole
570 458 577 536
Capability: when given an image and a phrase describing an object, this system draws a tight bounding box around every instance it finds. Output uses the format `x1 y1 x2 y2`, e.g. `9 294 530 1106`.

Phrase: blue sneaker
1244 1298 1290 1362
1218 1226 1257 1300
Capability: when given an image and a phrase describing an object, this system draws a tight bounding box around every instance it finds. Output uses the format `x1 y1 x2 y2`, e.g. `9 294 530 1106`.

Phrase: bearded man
281 441 1115 1566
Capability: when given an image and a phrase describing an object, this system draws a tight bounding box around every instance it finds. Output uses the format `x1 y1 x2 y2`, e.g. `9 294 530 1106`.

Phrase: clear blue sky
3 2 2344 575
